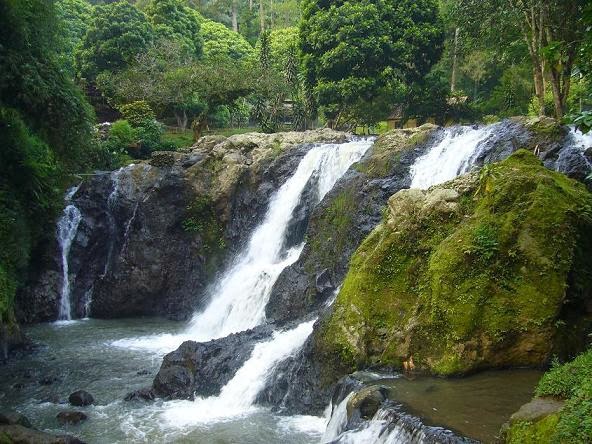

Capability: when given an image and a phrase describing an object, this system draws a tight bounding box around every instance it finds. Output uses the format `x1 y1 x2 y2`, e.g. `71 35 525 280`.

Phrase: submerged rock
0 425 84 443
124 387 155 402
0 410 32 428
68 390 94 407
56 411 87 425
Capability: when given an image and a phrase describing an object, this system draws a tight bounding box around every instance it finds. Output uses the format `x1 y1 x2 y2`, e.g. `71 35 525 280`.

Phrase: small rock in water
39 375 60 385
12 382 25 390
136 369 151 376
68 390 94 407
56 411 88 425
124 388 155 402
0 411 32 428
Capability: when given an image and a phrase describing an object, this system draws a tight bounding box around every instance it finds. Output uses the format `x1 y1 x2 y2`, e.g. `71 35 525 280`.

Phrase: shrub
118 101 156 126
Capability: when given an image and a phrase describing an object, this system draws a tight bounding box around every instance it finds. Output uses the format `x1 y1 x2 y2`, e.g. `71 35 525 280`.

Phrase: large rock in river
315 150 592 380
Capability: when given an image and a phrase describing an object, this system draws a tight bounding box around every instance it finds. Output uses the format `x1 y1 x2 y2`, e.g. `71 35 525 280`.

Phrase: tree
300 0 444 128
55 0 94 77
453 0 588 119
0 0 100 344
76 1 154 83
201 18 255 60
145 0 203 58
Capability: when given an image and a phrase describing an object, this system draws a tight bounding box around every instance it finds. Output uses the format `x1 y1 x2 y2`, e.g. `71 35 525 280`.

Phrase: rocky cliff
16 129 350 323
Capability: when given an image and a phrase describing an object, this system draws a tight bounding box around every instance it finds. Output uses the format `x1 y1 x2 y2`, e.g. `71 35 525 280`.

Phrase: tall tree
300 0 444 128
76 1 154 83
453 0 588 118
146 0 203 58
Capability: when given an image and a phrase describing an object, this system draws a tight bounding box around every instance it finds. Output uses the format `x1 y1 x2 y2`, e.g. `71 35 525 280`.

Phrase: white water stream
56 186 82 321
410 125 495 189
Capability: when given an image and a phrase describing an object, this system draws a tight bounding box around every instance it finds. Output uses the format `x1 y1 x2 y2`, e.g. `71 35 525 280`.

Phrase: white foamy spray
410 126 495 189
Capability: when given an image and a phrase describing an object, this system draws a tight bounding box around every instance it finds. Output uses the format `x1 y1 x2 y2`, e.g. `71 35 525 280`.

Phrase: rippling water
0 319 326 443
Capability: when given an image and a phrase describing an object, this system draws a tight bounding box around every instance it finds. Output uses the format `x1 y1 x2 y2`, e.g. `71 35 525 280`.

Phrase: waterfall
162 319 316 425
410 126 495 189
322 393 353 442
56 187 82 320
327 408 429 444
185 139 374 341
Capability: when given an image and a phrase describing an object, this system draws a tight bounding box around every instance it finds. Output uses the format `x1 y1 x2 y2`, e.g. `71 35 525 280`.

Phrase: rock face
265 125 441 326
16 129 350 322
152 325 274 399
315 150 592 383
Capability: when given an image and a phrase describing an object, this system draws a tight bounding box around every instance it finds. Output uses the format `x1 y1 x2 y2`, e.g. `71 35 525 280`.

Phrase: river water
0 319 327 443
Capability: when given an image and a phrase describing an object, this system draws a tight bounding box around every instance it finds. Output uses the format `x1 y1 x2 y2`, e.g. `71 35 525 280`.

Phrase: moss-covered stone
316 150 592 379
505 414 560 444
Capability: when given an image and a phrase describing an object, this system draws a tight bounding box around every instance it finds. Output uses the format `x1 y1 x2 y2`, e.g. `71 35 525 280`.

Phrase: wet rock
346 385 389 420
136 369 151 376
153 325 274 399
509 397 564 423
68 390 94 406
0 425 85 444
56 411 87 425
0 410 32 428
315 269 334 296
124 388 155 402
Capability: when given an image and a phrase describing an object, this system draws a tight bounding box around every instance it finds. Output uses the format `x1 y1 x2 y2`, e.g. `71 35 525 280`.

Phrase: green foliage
146 0 203 58
118 101 156 126
536 349 592 399
300 0 444 128
109 120 136 148
55 0 93 77
183 196 226 276
200 19 254 61
76 1 154 82
509 349 592 443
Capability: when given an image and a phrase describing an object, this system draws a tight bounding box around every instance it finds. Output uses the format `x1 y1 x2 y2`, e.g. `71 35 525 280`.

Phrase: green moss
506 414 560 444
318 150 592 380
183 196 227 277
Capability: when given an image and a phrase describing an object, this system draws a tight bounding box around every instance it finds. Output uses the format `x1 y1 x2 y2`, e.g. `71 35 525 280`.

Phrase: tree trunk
192 117 208 141
175 110 188 130
232 0 238 32
249 0 253 11
451 27 460 93
270 0 274 28
259 0 265 33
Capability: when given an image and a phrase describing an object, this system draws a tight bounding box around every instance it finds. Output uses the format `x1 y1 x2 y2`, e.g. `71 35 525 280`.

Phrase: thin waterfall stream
56 186 82 321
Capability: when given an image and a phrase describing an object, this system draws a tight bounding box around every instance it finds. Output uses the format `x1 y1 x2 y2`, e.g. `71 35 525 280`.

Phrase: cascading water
56 186 82 321
410 125 495 189
163 319 316 425
184 139 374 342
554 127 592 175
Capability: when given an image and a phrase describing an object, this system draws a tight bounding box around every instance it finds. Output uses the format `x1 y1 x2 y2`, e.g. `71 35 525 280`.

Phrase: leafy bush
536 349 592 399
118 101 156 127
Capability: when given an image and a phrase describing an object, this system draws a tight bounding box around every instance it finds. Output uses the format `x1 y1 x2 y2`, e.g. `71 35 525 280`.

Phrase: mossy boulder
315 150 592 380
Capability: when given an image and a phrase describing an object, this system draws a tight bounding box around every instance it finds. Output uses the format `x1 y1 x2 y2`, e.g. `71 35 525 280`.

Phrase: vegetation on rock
316 150 592 381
